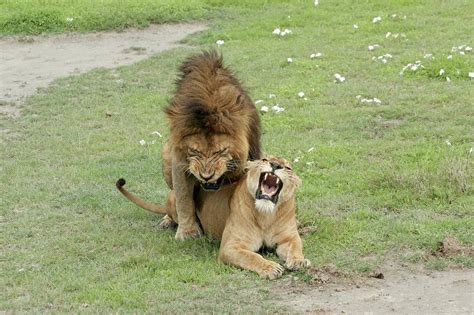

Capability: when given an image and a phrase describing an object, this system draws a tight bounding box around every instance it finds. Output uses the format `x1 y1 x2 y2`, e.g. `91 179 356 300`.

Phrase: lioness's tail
116 178 167 215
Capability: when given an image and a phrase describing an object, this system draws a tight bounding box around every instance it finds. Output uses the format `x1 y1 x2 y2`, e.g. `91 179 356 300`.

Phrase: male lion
117 156 310 279
163 50 261 240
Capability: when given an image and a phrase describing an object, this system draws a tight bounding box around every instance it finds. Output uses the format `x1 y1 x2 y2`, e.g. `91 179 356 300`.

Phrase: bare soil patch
276 264 474 314
0 22 207 114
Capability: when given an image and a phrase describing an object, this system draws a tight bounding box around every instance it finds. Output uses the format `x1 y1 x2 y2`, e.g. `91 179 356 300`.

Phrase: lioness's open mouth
256 172 283 203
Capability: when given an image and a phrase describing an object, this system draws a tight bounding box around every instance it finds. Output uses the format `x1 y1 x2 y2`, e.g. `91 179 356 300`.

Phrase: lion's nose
200 172 214 182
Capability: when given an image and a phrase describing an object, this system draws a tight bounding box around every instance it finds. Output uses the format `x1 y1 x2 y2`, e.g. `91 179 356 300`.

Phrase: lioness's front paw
175 223 202 240
258 261 285 280
285 258 311 270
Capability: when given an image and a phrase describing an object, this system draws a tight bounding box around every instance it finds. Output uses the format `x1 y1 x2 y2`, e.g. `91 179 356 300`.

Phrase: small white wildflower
66 17 74 22
282 28 292 36
255 99 263 104
353 24 359 29
271 105 285 113
298 92 305 98
139 139 146 146
447 55 453 60
468 72 474 78
287 57 293 63
445 140 451 146
446 77 451 82
469 147 473 154
385 32 392 38
272 28 281 35
356 95 362 99
151 131 162 137
403 15 407 19
268 94 276 99
310 52 322 59
423 54 433 59
334 73 346 83
314 0 320 6
465 46 472 52
372 16 382 23
460 51 465 55
260 106 269 113
368 44 380 51
373 97 382 104
306 161 314 166
439 69 445 76
216 40 225 46
393 33 400 38
458 45 466 50
293 157 300 163
307 147 314 153
391 14 397 18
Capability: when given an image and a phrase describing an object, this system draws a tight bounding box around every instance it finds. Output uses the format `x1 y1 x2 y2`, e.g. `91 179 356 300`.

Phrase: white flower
151 131 162 137
66 17 74 22
268 94 276 99
293 157 300 163
271 105 285 113
469 147 473 154
385 32 392 38
314 0 320 6
439 69 445 76
391 14 397 18
287 57 293 63
139 139 146 146
310 52 322 59
447 55 453 59
272 28 281 35
260 106 269 113
307 147 314 153
216 40 225 46
368 44 380 51
353 24 359 29
460 51 465 55
445 140 451 146
423 54 433 59
372 16 382 23
255 99 263 104
356 95 362 99
446 77 451 82
298 92 305 97
373 97 382 104
468 72 474 78
465 46 473 52
334 73 346 83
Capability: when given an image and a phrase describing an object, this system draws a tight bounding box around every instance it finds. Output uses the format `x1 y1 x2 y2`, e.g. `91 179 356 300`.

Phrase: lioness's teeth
276 178 280 184
264 173 268 181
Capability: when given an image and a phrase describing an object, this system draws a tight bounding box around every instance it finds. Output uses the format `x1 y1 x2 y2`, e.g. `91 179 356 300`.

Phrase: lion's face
246 156 301 213
184 133 246 191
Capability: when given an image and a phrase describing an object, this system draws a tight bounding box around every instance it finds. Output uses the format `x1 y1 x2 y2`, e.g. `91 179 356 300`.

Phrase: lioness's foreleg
276 234 311 270
172 157 202 240
219 243 284 280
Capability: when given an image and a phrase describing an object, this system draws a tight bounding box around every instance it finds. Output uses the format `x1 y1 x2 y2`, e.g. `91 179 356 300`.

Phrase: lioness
117 156 310 279
219 156 310 279
163 50 261 240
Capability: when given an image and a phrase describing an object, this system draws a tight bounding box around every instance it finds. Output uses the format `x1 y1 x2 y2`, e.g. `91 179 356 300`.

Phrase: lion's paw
175 223 202 241
159 215 177 229
285 258 311 270
259 261 285 280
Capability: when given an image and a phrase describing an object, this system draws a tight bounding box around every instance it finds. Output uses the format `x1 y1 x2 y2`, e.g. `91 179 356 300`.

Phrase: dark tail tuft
116 178 126 188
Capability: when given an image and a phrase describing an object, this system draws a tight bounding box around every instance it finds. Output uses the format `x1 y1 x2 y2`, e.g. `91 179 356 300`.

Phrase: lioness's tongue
262 184 277 196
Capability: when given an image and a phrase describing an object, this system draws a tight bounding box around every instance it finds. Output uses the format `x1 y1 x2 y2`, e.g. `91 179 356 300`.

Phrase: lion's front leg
172 158 202 240
276 234 311 271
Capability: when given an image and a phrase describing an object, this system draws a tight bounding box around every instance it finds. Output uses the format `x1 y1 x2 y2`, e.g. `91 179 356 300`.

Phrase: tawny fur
162 50 261 240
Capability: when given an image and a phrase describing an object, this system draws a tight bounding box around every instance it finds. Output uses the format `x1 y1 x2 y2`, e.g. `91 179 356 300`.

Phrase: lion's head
165 50 261 191
246 156 301 213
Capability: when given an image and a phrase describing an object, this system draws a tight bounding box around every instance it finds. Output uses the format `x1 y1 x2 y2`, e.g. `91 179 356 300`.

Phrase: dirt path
278 267 474 314
0 22 207 117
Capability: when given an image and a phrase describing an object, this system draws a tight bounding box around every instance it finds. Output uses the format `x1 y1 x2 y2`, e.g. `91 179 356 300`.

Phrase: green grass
2 0 473 312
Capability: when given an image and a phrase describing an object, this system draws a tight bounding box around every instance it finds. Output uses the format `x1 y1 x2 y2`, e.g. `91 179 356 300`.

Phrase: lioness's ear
294 174 302 187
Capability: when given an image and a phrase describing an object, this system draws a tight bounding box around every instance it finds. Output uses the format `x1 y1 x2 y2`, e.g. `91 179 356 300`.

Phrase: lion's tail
116 178 167 215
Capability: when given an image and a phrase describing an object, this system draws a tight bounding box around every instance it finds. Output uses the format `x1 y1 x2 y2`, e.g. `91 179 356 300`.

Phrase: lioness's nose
200 172 214 181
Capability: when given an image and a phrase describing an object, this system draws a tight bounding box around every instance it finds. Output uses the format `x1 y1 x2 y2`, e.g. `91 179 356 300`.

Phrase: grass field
2 0 473 312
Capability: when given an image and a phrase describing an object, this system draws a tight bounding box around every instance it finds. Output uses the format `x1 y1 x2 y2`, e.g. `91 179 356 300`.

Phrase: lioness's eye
262 158 268 162
285 166 292 171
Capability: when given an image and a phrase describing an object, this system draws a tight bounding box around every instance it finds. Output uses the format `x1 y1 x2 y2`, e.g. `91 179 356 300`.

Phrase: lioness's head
184 133 248 191
246 156 301 213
